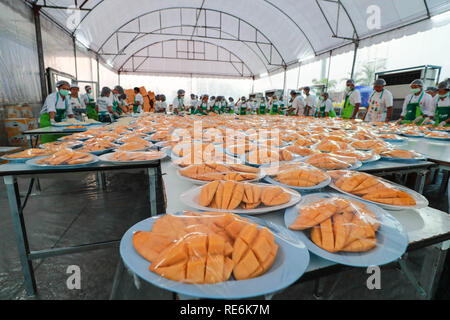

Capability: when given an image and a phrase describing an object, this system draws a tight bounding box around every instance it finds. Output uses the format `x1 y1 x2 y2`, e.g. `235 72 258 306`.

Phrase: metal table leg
414 169 428 195
109 258 125 300
3 176 37 296
148 167 157 217
96 172 106 190
440 169 449 195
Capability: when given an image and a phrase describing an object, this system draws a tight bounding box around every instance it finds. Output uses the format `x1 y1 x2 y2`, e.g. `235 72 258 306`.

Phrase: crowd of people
39 77 450 136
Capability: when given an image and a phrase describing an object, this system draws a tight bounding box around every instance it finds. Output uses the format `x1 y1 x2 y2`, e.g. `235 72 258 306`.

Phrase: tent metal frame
119 39 252 77
24 0 439 79
96 7 287 71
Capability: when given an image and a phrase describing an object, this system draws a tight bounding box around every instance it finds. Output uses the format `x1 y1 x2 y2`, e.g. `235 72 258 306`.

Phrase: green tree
351 59 387 86
311 78 337 91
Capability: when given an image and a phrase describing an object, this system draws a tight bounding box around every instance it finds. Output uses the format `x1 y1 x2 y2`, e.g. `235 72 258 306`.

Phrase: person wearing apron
219 97 227 114
132 87 144 114
364 79 393 123
96 87 114 123
69 84 87 121
397 79 434 125
279 97 288 115
193 95 209 115
227 97 235 113
112 86 128 116
433 81 450 127
189 94 198 114
171 89 185 115
39 80 75 144
289 90 305 116
317 92 336 118
303 87 316 116
341 79 361 119
82 85 98 120
269 96 280 115
238 97 249 115
257 97 267 115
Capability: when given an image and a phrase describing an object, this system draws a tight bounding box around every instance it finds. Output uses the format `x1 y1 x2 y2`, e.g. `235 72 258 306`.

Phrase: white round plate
284 193 408 267
180 183 302 215
328 178 428 210
98 151 167 165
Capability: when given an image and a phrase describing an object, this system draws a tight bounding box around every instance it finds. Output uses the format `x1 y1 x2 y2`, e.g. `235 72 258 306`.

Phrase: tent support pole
297 62 302 89
326 50 332 89
350 40 359 79
118 71 121 86
73 37 78 80
252 76 255 94
96 54 100 96
33 5 47 102
283 66 287 95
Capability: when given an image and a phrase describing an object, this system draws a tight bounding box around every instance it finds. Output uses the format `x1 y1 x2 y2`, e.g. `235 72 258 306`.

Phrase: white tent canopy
28 0 450 78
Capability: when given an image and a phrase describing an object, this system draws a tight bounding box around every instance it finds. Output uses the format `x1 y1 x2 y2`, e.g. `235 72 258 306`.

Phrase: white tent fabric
30 0 450 78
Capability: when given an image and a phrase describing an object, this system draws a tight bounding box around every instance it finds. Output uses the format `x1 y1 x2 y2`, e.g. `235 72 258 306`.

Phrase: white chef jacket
68 96 86 113
190 99 199 108
304 94 316 115
432 94 450 113
97 96 112 114
401 91 434 117
365 89 394 122
172 97 185 111
345 89 362 106
40 92 73 116
292 95 305 115
134 93 144 112
318 99 334 113
237 102 250 111
81 92 95 105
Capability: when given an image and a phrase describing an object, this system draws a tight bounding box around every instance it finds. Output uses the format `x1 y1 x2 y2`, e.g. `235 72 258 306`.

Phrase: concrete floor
0 169 448 300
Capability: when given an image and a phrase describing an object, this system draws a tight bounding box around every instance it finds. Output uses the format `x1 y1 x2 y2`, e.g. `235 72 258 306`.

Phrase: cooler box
21 105 34 118
5 105 22 118
4 118 38 133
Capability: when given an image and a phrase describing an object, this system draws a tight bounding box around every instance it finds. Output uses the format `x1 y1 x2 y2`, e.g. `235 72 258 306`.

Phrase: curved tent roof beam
72 0 317 57
103 26 272 76
96 7 287 68
118 39 255 77
261 0 317 55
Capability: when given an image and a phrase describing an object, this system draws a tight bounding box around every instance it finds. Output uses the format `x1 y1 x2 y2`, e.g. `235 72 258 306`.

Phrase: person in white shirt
364 79 394 122
68 84 86 121
431 81 450 127
426 86 438 99
96 87 114 123
81 85 98 120
237 97 250 115
194 95 209 115
112 85 128 115
397 79 434 125
189 94 198 114
159 95 168 114
317 92 336 118
288 90 305 116
171 89 185 115
341 79 361 119
39 80 74 143
303 87 316 116
132 87 143 113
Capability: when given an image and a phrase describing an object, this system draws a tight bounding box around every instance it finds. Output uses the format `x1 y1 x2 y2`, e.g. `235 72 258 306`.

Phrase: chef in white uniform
303 87 316 116
96 87 114 122
288 90 305 116
172 89 185 114
132 87 144 113
397 79 434 124
364 79 394 122
68 84 86 121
